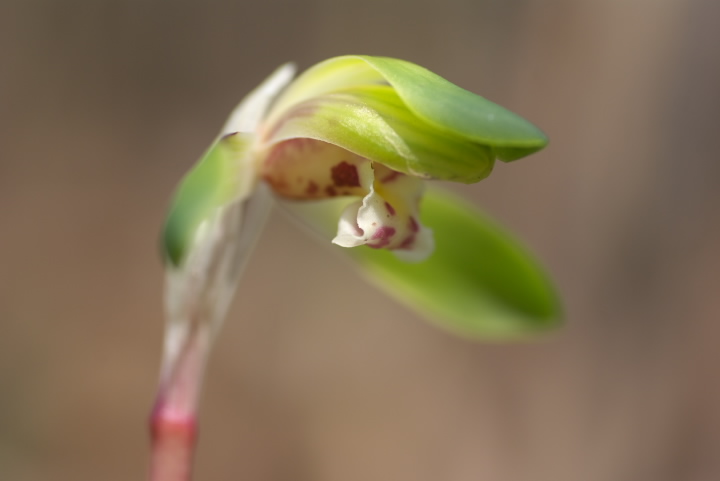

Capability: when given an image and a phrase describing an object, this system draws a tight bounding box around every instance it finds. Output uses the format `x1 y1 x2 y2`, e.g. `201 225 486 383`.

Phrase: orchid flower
149 56 560 481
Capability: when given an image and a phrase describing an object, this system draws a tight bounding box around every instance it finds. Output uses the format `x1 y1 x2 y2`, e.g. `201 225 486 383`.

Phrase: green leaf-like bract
162 133 252 266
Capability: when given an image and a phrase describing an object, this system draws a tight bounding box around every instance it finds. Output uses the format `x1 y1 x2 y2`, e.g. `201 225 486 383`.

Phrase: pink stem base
148 327 209 481
148 405 198 481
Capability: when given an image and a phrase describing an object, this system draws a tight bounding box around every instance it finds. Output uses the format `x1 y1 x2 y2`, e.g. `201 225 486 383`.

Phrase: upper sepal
264 55 547 183
263 85 495 183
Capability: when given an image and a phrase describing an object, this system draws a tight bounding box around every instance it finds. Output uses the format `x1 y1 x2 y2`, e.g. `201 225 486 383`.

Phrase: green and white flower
150 57 561 481
161 55 559 342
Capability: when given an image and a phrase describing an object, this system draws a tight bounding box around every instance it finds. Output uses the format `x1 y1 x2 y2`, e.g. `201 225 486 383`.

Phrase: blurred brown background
1 0 719 480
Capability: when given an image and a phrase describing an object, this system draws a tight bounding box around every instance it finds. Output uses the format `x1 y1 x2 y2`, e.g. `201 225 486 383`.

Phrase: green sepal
356 56 548 159
349 188 561 339
162 133 254 266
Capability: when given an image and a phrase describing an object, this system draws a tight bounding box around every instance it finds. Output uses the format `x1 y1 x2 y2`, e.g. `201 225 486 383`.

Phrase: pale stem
147 167 275 480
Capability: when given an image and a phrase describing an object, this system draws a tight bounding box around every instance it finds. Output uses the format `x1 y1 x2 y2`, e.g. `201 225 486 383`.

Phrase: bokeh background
2 0 719 480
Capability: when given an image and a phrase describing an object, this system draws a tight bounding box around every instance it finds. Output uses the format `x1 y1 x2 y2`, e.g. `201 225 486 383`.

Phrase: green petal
349 189 561 339
266 56 548 165
265 85 495 182
162 133 254 266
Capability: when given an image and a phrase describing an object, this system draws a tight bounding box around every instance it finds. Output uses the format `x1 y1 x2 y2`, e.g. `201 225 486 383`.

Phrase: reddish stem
148 327 209 481
148 413 197 481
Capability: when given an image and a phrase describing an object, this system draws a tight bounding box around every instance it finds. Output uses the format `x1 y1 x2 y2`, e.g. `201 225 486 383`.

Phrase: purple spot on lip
331 161 360 187
371 226 396 240
367 226 396 249
409 217 419 233
399 235 415 249
325 186 337 196
384 202 396 216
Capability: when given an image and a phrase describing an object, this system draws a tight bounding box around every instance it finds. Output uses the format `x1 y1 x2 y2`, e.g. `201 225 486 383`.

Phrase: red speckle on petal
306 181 319 195
409 217 420 233
399 235 416 249
325 186 337 197
384 202 396 216
331 161 360 187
